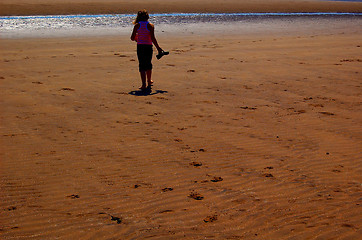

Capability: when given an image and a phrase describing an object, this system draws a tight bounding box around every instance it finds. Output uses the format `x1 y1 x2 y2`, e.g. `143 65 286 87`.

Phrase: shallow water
0 13 361 38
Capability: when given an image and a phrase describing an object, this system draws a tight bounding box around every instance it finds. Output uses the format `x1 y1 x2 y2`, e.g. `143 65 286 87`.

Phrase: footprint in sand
204 214 218 223
240 106 257 110
7 206 17 211
67 194 80 199
341 223 356 229
263 173 274 178
99 213 122 224
162 187 174 192
188 191 204 200
160 210 174 213
190 149 206 153
319 111 335 116
110 215 122 224
60 88 75 91
210 176 223 182
309 103 324 107
340 59 362 62
190 162 202 167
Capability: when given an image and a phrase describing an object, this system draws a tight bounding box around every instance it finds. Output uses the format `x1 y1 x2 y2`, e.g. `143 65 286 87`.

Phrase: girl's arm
148 23 163 52
130 24 139 41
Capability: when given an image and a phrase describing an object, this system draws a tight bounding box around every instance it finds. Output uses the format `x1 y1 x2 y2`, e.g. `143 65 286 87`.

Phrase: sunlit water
0 13 361 38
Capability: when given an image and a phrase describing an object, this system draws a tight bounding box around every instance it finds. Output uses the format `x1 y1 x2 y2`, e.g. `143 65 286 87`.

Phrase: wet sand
1 0 362 16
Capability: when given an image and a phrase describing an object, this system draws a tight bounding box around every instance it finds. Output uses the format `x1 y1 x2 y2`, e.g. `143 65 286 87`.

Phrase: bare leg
146 70 153 87
140 71 147 89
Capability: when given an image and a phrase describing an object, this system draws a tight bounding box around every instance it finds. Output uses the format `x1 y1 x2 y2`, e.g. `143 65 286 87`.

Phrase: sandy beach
1 1 362 239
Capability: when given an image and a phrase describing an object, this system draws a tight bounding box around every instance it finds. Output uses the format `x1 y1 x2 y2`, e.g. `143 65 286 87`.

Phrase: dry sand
1 0 362 16
1 30 361 239
1 1 362 239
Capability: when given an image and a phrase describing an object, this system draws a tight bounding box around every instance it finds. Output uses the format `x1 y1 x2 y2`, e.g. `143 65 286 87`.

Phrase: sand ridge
1 22 361 238
1 0 362 16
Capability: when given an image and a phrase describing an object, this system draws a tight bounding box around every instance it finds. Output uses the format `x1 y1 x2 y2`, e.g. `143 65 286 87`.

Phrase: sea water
0 13 361 38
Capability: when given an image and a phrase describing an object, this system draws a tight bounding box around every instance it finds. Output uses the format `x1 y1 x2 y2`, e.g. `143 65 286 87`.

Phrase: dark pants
137 44 153 72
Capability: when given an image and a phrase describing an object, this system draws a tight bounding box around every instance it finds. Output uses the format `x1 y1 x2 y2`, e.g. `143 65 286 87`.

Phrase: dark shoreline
2 12 361 19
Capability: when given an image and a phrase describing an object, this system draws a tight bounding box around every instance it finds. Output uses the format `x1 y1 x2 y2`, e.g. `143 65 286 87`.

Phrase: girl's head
133 9 149 24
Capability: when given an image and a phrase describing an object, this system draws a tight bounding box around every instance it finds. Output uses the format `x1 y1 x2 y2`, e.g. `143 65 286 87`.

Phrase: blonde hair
133 9 149 25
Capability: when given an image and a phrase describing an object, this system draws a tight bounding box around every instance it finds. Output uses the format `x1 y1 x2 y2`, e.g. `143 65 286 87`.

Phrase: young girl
130 10 164 90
